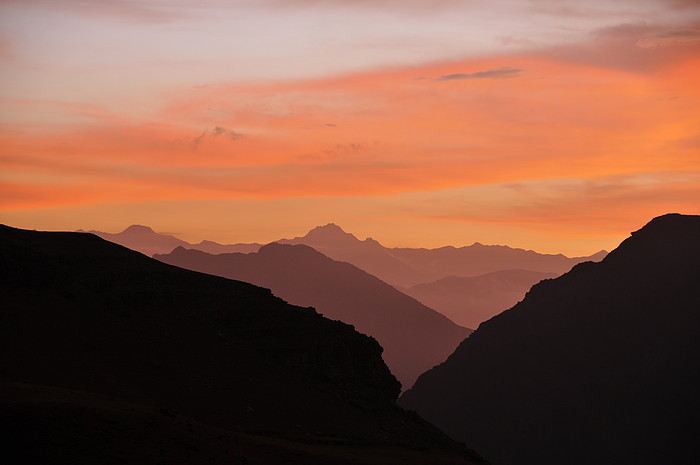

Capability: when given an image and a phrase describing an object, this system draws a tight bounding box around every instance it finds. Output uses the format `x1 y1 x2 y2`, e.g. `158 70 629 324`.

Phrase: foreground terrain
0 225 483 464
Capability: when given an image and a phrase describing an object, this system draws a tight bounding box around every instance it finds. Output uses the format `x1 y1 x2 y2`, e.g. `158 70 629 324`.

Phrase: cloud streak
635 28 700 48
436 66 523 81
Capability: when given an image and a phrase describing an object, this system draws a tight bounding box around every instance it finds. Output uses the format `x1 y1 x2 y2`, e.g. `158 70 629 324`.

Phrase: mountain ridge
156 242 473 389
399 213 700 465
0 224 484 464
402 269 559 328
85 223 605 287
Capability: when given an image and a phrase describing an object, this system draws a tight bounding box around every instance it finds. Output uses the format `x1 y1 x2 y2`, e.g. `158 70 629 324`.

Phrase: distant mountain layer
86 224 605 288
83 224 262 256
155 243 472 390
0 225 483 464
402 270 558 329
279 223 606 287
400 214 700 465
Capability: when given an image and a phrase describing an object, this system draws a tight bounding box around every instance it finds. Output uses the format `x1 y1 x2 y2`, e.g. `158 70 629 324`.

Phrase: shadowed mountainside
155 243 473 389
279 223 606 287
0 225 484 465
402 270 557 329
399 214 700 465
84 224 261 256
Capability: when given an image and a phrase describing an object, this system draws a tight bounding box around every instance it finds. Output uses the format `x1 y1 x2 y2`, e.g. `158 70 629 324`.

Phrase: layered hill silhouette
87 223 605 288
400 214 700 465
83 224 261 256
0 225 484 464
402 270 557 329
279 223 606 287
155 243 472 389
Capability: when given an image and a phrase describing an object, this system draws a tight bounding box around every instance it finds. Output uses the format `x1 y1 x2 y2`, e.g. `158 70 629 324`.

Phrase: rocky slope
400 214 700 465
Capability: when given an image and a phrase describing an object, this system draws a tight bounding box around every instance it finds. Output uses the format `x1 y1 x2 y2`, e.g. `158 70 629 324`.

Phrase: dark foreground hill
155 243 472 389
400 214 700 465
402 270 557 329
0 225 483 465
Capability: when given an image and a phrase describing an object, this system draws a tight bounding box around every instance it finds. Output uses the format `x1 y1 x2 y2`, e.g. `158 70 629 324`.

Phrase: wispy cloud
191 126 243 150
635 28 700 48
212 126 243 140
436 66 523 81
0 0 193 23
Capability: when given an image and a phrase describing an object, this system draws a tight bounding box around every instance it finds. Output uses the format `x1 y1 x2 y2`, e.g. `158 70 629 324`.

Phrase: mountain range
86 223 606 287
155 243 472 389
401 270 558 329
86 223 606 328
0 224 483 464
399 213 700 465
82 224 262 256
281 224 607 287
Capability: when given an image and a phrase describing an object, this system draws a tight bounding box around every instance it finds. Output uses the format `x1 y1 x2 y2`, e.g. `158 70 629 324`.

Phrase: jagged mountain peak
303 223 357 241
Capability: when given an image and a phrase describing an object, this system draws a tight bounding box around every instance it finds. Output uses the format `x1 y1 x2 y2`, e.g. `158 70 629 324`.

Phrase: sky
1 0 699 255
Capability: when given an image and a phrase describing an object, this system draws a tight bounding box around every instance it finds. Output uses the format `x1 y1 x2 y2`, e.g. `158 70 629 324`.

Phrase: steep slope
279 223 605 287
400 214 700 465
0 225 483 464
403 270 557 328
155 243 473 389
85 224 261 256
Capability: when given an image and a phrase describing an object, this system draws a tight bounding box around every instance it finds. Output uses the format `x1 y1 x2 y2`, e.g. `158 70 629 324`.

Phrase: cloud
436 67 523 81
0 0 191 23
191 126 242 150
192 131 206 150
212 126 243 140
635 28 700 48
593 22 659 42
262 0 469 12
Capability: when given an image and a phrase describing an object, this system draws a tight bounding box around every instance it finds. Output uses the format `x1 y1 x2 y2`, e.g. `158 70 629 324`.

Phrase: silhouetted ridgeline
84 224 262 256
279 223 606 287
155 242 472 389
86 223 605 289
0 225 484 465
400 214 700 465
402 269 557 329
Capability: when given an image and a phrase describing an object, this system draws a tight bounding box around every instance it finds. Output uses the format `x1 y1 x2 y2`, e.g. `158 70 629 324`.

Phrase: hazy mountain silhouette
155 243 472 389
83 224 262 256
400 214 700 465
278 223 606 287
402 270 557 329
0 225 484 464
86 223 605 289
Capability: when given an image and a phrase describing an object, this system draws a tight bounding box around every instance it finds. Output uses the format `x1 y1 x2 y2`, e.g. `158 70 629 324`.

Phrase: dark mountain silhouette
402 270 558 329
155 243 472 389
0 225 484 465
399 213 700 465
278 223 606 287
83 224 262 256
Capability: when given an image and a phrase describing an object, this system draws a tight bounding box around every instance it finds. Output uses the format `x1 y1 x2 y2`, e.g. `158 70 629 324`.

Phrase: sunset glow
2 0 699 254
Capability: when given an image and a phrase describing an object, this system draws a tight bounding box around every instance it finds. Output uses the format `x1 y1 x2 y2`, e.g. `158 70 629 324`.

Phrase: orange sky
1 1 699 255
